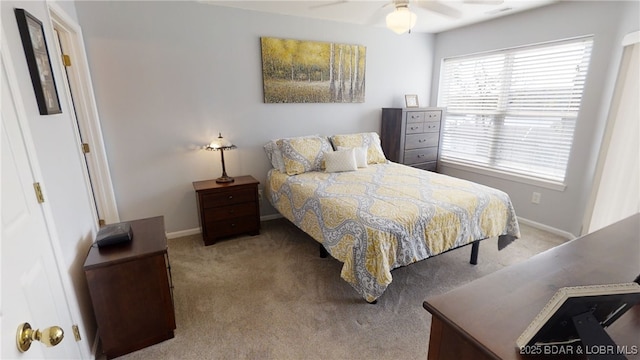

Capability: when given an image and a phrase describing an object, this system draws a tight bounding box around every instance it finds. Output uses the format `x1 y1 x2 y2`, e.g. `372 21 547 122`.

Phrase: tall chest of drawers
193 175 260 245
380 107 444 171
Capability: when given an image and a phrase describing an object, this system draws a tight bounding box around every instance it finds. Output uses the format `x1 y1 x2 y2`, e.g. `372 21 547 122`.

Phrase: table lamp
206 133 237 183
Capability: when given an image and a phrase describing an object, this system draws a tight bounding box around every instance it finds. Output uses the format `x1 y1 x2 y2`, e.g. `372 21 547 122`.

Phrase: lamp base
215 176 234 183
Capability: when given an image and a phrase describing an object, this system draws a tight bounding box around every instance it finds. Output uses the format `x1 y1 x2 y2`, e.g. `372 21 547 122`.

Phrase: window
438 37 593 184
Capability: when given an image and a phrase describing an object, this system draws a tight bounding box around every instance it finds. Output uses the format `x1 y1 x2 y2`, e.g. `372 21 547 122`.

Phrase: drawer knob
228 195 233 199
231 223 236 227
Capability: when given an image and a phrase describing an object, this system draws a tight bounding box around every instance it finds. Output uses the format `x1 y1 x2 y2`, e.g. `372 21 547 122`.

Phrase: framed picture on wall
15 8 62 115
405 94 419 108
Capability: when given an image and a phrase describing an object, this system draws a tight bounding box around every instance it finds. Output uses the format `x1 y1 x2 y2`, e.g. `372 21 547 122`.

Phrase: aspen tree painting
261 37 366 103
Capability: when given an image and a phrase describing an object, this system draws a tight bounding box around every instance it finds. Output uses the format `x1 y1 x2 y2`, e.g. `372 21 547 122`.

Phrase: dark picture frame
15 8 62 115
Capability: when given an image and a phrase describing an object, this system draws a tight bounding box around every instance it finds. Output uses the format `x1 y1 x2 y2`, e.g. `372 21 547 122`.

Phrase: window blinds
439 37 594 183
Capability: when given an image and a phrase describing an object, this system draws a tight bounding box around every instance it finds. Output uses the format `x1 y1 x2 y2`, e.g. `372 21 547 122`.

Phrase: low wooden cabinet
84 216 175 359
193 175 260 245
381 107 444 171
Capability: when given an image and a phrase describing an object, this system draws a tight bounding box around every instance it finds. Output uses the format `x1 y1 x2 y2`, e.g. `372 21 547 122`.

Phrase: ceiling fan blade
309 0 349 10
363 1 393 26
415 0 462 18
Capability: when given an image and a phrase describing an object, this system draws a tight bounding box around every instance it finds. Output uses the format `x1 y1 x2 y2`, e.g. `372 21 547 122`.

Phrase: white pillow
337 146 368 168
324 149 357 173
263 141 286 173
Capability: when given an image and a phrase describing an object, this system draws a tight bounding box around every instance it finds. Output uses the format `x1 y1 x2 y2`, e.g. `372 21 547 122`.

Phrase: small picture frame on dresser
405 94 419 108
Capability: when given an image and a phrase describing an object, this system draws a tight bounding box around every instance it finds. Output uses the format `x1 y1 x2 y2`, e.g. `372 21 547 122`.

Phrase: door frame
48 2 119 225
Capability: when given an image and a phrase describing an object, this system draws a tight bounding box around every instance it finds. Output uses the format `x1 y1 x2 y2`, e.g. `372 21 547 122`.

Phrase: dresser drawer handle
228 195 233 199
231 223 236 227
410 126 419 130
419 139 426 143
229 209 235 214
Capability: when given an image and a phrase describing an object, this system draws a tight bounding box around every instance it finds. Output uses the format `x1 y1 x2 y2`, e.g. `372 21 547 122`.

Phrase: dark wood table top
423 214 640 360
192 175 258 192
84 216 166 270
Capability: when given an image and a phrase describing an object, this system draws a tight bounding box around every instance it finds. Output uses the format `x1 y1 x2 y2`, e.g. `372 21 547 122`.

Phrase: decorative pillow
278 135 332 175
263 140 286 173
337 146 368 168
324 148 357 173
330 132 387 164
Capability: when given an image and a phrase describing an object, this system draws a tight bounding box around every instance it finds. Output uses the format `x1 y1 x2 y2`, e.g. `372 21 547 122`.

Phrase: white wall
1 0 98 355
430 1 640 236
74 1 435 233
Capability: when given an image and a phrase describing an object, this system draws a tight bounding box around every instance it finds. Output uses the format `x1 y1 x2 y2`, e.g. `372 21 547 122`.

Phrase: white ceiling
203 0 557 33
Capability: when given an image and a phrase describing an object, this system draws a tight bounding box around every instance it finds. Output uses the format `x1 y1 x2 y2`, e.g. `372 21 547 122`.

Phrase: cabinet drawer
406 122 424 134
425 111 441 121
201 187 255 208
206 215 259 238
404 148 438 165
407 112 426 123
424 120 440 133
405 133 439 149
204 202 257 222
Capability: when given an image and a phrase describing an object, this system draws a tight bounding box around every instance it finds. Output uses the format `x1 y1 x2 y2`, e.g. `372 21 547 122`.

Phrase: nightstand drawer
204 202 257 221
206 215 258 238
202 187 255 208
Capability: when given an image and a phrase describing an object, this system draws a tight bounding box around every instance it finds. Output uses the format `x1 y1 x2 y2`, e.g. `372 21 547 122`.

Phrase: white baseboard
517 216 576 240
260 213 283 221
166 227 201 239
166 214 284 239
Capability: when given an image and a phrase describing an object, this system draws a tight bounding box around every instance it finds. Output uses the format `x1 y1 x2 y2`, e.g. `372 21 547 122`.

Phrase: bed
264 133 520 303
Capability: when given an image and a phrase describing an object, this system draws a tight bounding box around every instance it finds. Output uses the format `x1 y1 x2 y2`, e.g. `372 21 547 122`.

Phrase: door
1 49 82 359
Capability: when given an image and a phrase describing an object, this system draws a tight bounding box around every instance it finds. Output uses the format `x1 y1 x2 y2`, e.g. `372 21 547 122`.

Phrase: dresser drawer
206 215 259 238
406 122 424 134
407 112 426 123
404 148 438 165
412 161 437 172
425 111 441 121
204 202 257 222
424 120 440 133
405 133 439 149
201 187 255 208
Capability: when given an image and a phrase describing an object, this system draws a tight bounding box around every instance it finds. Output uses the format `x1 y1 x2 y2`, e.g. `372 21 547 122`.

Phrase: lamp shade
386 7 417 35
207 133 235 150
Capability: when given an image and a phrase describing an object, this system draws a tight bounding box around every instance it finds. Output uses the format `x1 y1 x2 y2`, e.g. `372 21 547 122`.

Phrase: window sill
439 160 567 191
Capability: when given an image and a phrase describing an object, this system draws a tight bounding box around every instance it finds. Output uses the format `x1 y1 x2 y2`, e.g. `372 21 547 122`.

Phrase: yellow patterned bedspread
267 162 520 302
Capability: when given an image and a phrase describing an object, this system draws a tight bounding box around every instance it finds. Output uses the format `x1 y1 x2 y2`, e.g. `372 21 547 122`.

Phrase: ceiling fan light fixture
386 6 417 35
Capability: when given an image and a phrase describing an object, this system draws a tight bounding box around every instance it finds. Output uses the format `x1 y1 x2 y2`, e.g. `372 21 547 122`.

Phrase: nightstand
84 216 176 359
193 175 260 245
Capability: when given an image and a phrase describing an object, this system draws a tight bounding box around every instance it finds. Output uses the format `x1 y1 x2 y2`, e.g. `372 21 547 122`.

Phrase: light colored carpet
107 218 567 360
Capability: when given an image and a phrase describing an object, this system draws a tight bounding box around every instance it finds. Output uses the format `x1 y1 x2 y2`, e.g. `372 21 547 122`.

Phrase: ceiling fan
313 0 504 34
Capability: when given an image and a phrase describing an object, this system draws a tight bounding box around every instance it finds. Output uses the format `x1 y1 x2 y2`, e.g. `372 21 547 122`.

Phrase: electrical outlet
531 192 541 204
258 188 264 201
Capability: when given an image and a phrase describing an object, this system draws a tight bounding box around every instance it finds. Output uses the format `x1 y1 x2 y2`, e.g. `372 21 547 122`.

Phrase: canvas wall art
260 37 366 103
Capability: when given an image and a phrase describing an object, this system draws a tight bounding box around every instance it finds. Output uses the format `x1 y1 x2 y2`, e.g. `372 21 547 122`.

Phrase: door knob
16 322 64 352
